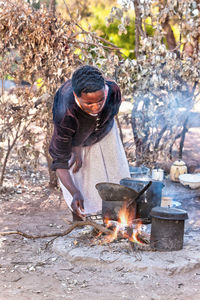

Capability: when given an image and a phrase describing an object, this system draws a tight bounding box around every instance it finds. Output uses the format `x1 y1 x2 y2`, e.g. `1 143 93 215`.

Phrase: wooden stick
0 220 113 239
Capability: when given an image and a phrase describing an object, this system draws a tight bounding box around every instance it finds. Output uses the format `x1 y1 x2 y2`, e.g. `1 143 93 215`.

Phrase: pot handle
127 181 152 209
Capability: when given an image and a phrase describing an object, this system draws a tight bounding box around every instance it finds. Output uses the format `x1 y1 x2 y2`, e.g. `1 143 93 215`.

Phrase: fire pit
89 179 189 251
84 209 151 248
51 178 197 276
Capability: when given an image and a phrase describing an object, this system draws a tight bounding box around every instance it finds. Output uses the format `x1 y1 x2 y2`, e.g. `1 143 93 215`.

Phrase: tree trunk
44 142 58 188
134 0 145 58
49 0 56 16
43 122 58 188
0 124 21 187
179 117 188 159
161 16 177 51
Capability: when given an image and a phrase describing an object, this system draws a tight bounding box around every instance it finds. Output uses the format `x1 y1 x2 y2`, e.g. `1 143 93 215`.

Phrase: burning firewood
0 212 150 251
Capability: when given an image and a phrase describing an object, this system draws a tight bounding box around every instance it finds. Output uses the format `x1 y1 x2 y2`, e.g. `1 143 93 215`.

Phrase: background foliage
0 0 200 188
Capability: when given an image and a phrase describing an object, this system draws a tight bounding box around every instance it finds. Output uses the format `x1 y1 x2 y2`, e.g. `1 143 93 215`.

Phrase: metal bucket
129 166 150 178
120 178 164 220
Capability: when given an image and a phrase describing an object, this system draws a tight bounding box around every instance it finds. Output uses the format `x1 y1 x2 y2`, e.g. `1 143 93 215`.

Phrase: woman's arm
56 168 84 218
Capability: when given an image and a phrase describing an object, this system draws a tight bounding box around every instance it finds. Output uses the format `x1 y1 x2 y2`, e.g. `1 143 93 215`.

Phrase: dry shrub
0 0 122 186
0 0 86 186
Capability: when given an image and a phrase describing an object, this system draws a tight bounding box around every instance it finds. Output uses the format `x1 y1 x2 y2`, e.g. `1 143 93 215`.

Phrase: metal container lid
120 177 164 188
150 207 188 220
172 159 186 166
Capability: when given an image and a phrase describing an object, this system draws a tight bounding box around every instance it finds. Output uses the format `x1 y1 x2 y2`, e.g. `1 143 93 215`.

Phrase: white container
152 169 164 181
161 196 172 208
179 173 200 189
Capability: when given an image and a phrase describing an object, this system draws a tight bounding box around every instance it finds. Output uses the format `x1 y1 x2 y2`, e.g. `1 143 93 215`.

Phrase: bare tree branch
0 220 113 239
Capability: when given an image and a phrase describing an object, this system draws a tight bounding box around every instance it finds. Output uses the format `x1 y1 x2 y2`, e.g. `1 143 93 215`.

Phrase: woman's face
74 86 108 115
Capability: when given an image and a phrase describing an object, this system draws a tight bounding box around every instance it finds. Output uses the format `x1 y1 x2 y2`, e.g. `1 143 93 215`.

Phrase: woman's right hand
71 191 85 219
56 169 85 219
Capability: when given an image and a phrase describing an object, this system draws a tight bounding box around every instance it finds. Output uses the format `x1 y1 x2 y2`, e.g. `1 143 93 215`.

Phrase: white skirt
59 121 130 214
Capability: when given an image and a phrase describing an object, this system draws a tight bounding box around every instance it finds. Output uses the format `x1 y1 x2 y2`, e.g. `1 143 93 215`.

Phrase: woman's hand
71 191 85 219
56 169 85 219
68 146 82 173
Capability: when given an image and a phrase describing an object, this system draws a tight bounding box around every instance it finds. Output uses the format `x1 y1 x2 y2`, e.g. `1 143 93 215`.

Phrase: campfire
88 205 150 248
93 181 153 248
0 181 188 252
92 180 189 251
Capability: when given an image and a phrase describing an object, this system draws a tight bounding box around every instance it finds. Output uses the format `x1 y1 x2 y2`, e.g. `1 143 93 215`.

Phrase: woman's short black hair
72 65 105 97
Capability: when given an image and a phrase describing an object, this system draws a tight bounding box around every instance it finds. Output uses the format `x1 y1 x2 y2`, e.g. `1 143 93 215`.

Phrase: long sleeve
49 115 77 171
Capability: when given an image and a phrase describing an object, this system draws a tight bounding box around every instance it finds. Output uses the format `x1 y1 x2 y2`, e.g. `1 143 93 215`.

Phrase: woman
49 65 130 220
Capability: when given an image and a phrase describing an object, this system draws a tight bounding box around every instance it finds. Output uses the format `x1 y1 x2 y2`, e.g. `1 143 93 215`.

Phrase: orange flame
102 204 145 245
129 221 144 245
118 203 136 227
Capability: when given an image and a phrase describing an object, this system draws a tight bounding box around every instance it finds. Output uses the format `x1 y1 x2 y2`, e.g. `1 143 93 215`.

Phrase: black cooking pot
95 182 138 222
150 207 188 251
120 178 164 220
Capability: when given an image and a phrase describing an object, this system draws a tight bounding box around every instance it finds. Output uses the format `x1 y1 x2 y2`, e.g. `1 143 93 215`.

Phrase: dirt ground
0 127 200 300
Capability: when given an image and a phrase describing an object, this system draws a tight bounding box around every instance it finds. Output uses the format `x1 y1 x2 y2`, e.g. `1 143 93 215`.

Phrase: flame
104 220 119 243
118 205 129 227
118 203 136 227
102 204 145 245
129 221 145 245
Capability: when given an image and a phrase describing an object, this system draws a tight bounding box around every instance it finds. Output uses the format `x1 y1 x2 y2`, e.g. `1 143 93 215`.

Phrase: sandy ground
0 127 200 300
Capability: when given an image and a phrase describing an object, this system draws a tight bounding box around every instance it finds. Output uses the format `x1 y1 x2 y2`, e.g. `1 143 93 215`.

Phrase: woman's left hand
68 146 82 173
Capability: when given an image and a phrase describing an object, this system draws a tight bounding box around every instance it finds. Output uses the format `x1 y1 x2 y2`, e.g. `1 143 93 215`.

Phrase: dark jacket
49 79 121 170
